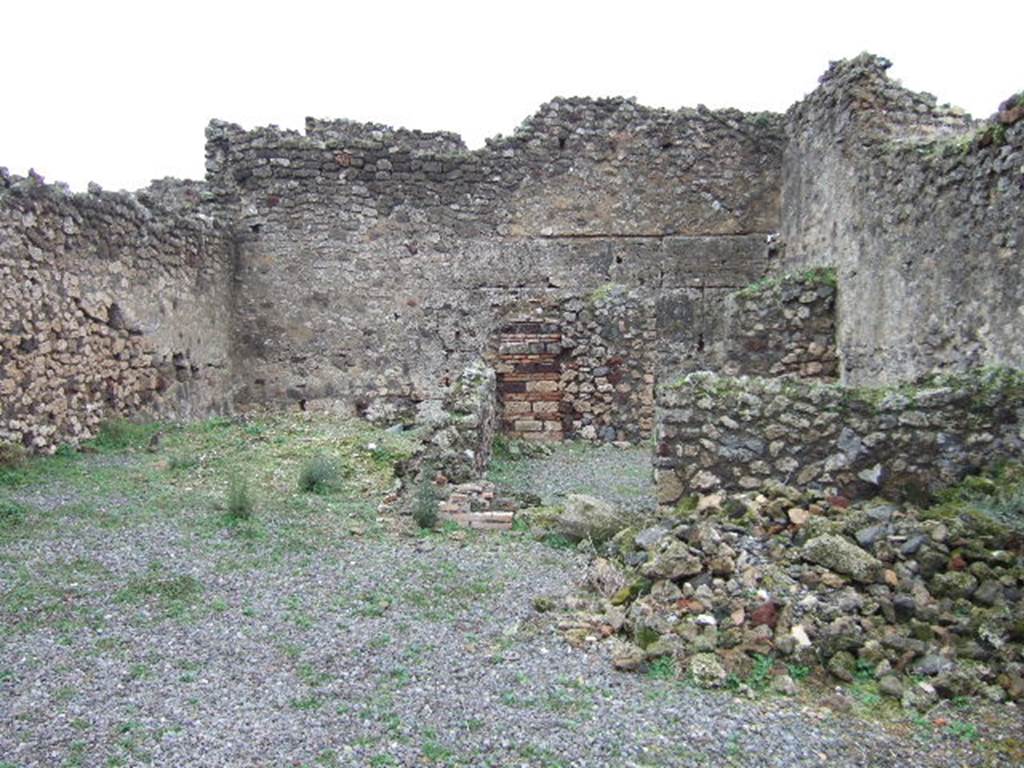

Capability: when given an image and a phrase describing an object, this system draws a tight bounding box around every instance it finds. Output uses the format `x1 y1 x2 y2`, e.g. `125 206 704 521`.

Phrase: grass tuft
89 417 158 451
412 479 439 530
226 474 254 521
298 455 343 495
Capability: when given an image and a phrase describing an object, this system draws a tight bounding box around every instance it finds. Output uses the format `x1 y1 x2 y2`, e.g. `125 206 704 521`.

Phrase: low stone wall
655 368 1024 505
719 268 838 380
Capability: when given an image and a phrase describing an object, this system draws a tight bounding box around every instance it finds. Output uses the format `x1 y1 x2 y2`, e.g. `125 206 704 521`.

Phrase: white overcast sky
4 0 1023 191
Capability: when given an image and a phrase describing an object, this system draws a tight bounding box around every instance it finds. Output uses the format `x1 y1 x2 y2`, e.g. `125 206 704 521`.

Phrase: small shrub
646 656 677 681
298 455 341 494
747 654 774 691
541 532 574 550
786 663 810 681
226 475 254 521
0 442 26 469
412 480 439 530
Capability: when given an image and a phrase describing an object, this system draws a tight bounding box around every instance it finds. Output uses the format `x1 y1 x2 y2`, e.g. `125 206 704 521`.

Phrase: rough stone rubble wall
717 269 838 380
780 54 1024 386
561 287 657 444
655 368 1024 505
205 100 784 432
6 54 1020 467
0 173 236 450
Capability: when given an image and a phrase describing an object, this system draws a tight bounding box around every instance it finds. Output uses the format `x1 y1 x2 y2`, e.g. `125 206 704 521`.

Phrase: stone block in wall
655 368 1024 506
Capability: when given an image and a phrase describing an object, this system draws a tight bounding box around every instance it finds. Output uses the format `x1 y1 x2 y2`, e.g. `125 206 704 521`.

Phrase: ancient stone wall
780 54 1024 385
204 101 784 427
655 368 1024 506
5 53 1021 465
716 268 838 380
561 287 656 444
0 172 236 451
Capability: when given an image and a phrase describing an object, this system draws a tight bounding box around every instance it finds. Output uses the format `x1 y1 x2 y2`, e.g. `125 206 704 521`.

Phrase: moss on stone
734 266 837 300
588 282 620 304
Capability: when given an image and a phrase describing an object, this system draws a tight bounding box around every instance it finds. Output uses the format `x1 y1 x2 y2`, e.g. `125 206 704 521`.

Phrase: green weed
226 474 254 521
298 455 343 494
646 656 677 681
89 418 160 452
412 479 440 530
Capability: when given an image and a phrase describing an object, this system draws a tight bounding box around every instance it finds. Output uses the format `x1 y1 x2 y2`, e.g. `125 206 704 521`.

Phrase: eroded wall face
780 55 1024 386
0 176 236 450
210 101 786 435
655 368 1024 504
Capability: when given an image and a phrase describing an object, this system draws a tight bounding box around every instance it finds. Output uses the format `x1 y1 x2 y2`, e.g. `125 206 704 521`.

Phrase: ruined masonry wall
0 173 236 450
780 54 1024 385
561 288 656 443
207 99 784 418
655 369 1024 505
717 270 838 380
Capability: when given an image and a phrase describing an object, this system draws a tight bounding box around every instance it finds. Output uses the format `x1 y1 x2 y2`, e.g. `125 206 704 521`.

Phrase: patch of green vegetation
87 418 162 452
419 728 453 762
167 454 198 472
725 653 776 694
356 590 392 618
298 454 344 494
922 462 1024 534
786 663 810 681
734 266 836 300
412 477 440 530
116 566 203 619
947 720 980 741
0 558 109 636
646 655 677 681
540 532 574 550
747 653 774 692
846 366 1024 415
516 744 568 768
588 282 621 304
225 474 255 522
0 498 29 532
674 494 698 515
290 693 323 710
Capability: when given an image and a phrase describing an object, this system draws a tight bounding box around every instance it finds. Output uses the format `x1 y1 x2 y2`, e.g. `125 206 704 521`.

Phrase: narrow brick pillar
494 321 565 442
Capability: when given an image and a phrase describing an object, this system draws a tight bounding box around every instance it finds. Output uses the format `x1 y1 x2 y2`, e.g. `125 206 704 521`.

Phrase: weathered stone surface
641 541 703 581
780 54 1023 386
0 176 235 451
802 535 882 583
689 653 727 688
556 494 627 543
656 368 1024 502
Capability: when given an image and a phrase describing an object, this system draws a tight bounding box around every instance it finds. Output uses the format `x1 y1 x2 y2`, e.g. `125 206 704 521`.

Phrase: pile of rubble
543 477 1024 708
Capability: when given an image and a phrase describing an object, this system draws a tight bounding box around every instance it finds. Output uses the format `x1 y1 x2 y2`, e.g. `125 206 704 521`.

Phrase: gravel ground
1 452 1020 767
488 443 655 515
